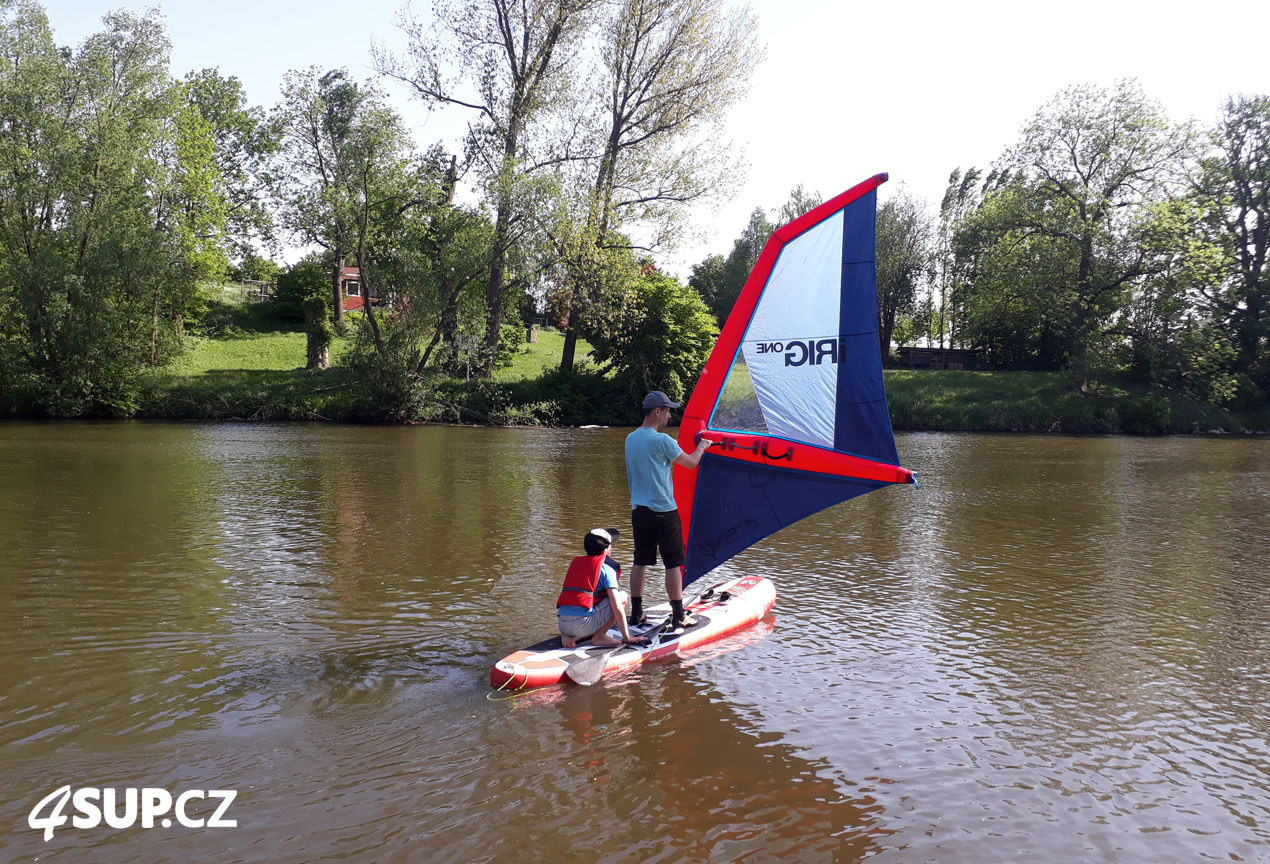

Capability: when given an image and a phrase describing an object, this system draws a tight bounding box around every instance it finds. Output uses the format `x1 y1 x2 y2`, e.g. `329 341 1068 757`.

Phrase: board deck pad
491 575 776 690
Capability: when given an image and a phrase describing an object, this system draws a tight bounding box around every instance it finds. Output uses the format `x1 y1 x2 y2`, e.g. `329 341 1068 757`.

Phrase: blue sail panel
684 456 888 584
834 189 899 466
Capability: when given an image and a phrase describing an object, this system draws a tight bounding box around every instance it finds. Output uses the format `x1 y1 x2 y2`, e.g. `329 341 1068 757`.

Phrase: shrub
1117 395 1172 434
274 256 329 321
586 268 717 405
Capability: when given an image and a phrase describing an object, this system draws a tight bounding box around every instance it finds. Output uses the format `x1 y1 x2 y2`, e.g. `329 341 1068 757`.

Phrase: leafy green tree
380 193 496 375
183 68 281 258
686 253 729 319
276 68 382 334
377 0 599 377
554 0 761 373
931 167 983 348
1191 94 1270 399
276 255 332 368
274 254 328 316
955 81 1193 383
875 190 931 363
230 254 282 283
775 183 823 225
689 206 772 321
955 186 1085 368
587 264 717 401
0 2 227 415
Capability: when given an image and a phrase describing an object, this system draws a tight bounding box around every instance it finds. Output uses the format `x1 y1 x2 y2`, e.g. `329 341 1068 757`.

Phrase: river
1 423 1268 862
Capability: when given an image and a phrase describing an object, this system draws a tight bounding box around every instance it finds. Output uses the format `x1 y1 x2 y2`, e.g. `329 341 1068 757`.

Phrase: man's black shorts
631 506 685 569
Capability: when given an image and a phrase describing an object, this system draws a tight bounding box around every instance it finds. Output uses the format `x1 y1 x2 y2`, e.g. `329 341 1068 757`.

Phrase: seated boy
557 528 648 650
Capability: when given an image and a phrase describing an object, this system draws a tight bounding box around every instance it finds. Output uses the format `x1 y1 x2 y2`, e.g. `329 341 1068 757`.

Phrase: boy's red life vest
556 554 617 610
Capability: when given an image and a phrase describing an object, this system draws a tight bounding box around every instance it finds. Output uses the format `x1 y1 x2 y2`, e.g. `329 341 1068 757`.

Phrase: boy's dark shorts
631 506 685 570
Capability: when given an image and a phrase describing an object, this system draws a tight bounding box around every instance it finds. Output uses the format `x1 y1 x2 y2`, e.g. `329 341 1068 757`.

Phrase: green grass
170 299 588 381
138 308 600 423
138 366 361 421
493 328 594 381
163 331 356 376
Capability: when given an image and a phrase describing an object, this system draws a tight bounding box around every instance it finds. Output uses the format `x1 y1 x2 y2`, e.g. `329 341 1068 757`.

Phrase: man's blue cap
642 390 679 410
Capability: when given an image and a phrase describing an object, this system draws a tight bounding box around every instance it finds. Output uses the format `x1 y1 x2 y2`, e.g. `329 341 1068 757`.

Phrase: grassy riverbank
136 318 603 424
885 370 1264 435
137 332 1267 432
26 295 1257 433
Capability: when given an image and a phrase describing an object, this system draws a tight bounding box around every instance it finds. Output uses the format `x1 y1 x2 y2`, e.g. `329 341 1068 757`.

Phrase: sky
48 0 1270 279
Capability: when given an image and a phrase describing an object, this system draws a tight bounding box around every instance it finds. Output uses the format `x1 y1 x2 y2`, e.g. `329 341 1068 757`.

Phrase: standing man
625 390 711 629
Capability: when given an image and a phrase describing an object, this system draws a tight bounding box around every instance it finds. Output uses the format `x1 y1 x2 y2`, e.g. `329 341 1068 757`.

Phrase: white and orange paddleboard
490 575 775 690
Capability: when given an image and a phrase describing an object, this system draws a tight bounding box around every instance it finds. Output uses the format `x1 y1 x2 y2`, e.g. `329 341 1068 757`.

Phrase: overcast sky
49 0 1270 278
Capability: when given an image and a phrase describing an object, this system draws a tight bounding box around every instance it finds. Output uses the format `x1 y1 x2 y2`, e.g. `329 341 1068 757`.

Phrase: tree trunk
879 308 895 367
1069 239 1096 391
331 253 346 335
418 277 468 374
304 297 331 370
480 204 512 379
1237 289 1265 374
306 339 330 370
560 327 579 373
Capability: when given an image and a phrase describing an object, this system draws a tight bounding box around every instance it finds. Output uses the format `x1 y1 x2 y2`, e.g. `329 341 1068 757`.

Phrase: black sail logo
750 336 849 367
699 517 758 558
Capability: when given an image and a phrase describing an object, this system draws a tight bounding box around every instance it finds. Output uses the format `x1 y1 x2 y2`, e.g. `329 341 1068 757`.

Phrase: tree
275 68 370 334
0 2 227 415
586 263 717 401
775 183 822 225
1191 94 1270 398
408 203 495 374
687 185 819 325
555 0 761 373
689 205 772 321
277 256 332 369
954 185 1083 368
183 68 281 258
875 190 931 364
377 0 599 377
957 80 1193 383
931 167 983 348
1116 198 1236 400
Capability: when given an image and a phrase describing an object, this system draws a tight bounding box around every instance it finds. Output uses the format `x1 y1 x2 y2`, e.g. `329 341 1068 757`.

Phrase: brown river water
1 422 1268 863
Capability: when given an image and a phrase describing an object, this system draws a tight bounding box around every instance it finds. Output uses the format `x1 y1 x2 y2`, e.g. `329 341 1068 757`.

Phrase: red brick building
339 265 379 312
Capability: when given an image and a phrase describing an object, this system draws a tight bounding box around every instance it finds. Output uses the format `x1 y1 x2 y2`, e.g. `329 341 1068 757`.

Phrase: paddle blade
564 650 613 686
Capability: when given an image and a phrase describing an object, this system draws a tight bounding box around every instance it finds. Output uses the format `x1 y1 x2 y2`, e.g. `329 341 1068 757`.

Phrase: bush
1117 395 1172 434
586 268 717 405
274 256 329 321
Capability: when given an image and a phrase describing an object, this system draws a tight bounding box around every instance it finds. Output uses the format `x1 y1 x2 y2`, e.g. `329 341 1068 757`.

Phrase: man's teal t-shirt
625 426 681 512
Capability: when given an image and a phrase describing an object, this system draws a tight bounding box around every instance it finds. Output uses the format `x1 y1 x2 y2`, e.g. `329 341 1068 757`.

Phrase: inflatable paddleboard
490 575 775 690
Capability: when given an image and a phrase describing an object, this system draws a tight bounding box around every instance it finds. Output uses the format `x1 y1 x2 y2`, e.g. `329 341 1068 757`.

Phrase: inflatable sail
674 173 916 586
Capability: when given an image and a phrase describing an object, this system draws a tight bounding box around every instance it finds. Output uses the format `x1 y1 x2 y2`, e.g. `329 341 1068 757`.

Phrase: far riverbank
129 365 1265 435
4 326 1264 434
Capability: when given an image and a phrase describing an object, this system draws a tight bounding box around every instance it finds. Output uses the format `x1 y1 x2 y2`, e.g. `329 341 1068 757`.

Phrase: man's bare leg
630 564 647 599
665 566 683 601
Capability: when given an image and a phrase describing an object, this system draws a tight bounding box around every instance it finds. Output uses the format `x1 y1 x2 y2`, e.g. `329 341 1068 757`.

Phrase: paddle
564 618 669 687
564 583 719 686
